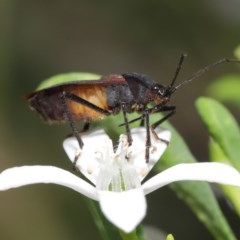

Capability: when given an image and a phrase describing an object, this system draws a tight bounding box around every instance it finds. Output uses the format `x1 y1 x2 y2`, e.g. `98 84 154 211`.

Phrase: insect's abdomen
27 89 65 123
27 85 109 123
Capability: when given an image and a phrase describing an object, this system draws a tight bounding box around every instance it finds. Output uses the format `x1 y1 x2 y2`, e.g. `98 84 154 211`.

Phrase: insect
25 56 240 162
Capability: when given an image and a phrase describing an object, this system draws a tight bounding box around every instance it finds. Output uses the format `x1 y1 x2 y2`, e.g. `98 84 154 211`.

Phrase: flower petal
63 129 113 185
98 188 146 233
130 128 171 181
142 162 240 195
0 166 98 200
63 128 171 184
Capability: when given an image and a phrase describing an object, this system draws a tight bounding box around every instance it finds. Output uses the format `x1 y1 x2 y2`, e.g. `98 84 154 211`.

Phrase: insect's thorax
106 83 160 114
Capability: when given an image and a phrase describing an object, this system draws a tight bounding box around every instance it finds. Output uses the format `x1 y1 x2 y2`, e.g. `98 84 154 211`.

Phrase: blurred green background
1 1 240 239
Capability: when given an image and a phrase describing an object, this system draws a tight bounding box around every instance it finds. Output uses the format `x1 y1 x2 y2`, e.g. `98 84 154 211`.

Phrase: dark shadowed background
1 1 240 239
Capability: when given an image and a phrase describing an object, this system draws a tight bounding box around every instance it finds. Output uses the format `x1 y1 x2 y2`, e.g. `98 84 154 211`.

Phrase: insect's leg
61 91 84 149
129 106 175 162
81 122 90 132
64 92 112 116
118 115 143 127
121 103 133 146
60 92 84 170
144 109 151 162
150 105 176 143
139 114 145 127
62 91 113 168
151 105 176 129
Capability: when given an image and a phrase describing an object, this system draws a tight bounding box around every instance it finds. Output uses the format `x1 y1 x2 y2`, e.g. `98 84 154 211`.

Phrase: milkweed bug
25 56 240 162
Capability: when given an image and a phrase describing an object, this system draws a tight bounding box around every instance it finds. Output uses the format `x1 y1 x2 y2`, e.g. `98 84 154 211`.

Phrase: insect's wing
24 74 126 99
24 74 127 122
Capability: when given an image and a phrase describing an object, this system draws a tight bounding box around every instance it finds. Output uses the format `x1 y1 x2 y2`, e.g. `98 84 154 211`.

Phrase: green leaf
36 72 101 90
196 97 240 171
209 139 240 217
154 122 237 240
234 44 240 60
120 227 146 240
119 230 138 240
206 74 240 108
166 234 174 240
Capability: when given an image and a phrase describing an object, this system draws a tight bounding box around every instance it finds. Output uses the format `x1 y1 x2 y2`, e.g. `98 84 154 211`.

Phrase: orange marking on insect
66 85 109 120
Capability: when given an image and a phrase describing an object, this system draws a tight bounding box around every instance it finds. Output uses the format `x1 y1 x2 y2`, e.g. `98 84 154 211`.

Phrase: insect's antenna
169 53 187 88
174 58 240 90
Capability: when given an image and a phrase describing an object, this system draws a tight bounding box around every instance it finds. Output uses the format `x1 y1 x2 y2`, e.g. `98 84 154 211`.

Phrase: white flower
0 128 240 233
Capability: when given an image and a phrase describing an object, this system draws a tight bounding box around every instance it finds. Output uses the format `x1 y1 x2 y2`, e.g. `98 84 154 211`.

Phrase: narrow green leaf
119 229 139 240
207 74 240 108
234 44 240 60
166 234 175 240
208 137 231 165
196 97 240 170
154 122 237 240
135 225 147 240
36 72 101 90
209 139 240 217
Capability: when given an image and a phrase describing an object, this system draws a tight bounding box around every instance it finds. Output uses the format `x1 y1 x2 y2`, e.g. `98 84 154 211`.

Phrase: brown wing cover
25 74 126 123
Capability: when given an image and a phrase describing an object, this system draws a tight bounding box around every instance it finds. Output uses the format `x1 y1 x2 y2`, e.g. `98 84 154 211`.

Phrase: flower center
96 164 141 192
96 134 141 192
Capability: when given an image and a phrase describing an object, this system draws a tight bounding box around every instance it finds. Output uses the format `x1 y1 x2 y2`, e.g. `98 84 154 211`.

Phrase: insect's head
149 54 188 104
150 83 176 104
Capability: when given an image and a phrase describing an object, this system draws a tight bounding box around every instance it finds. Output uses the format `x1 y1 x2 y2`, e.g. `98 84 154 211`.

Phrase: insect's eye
152 84 165 96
